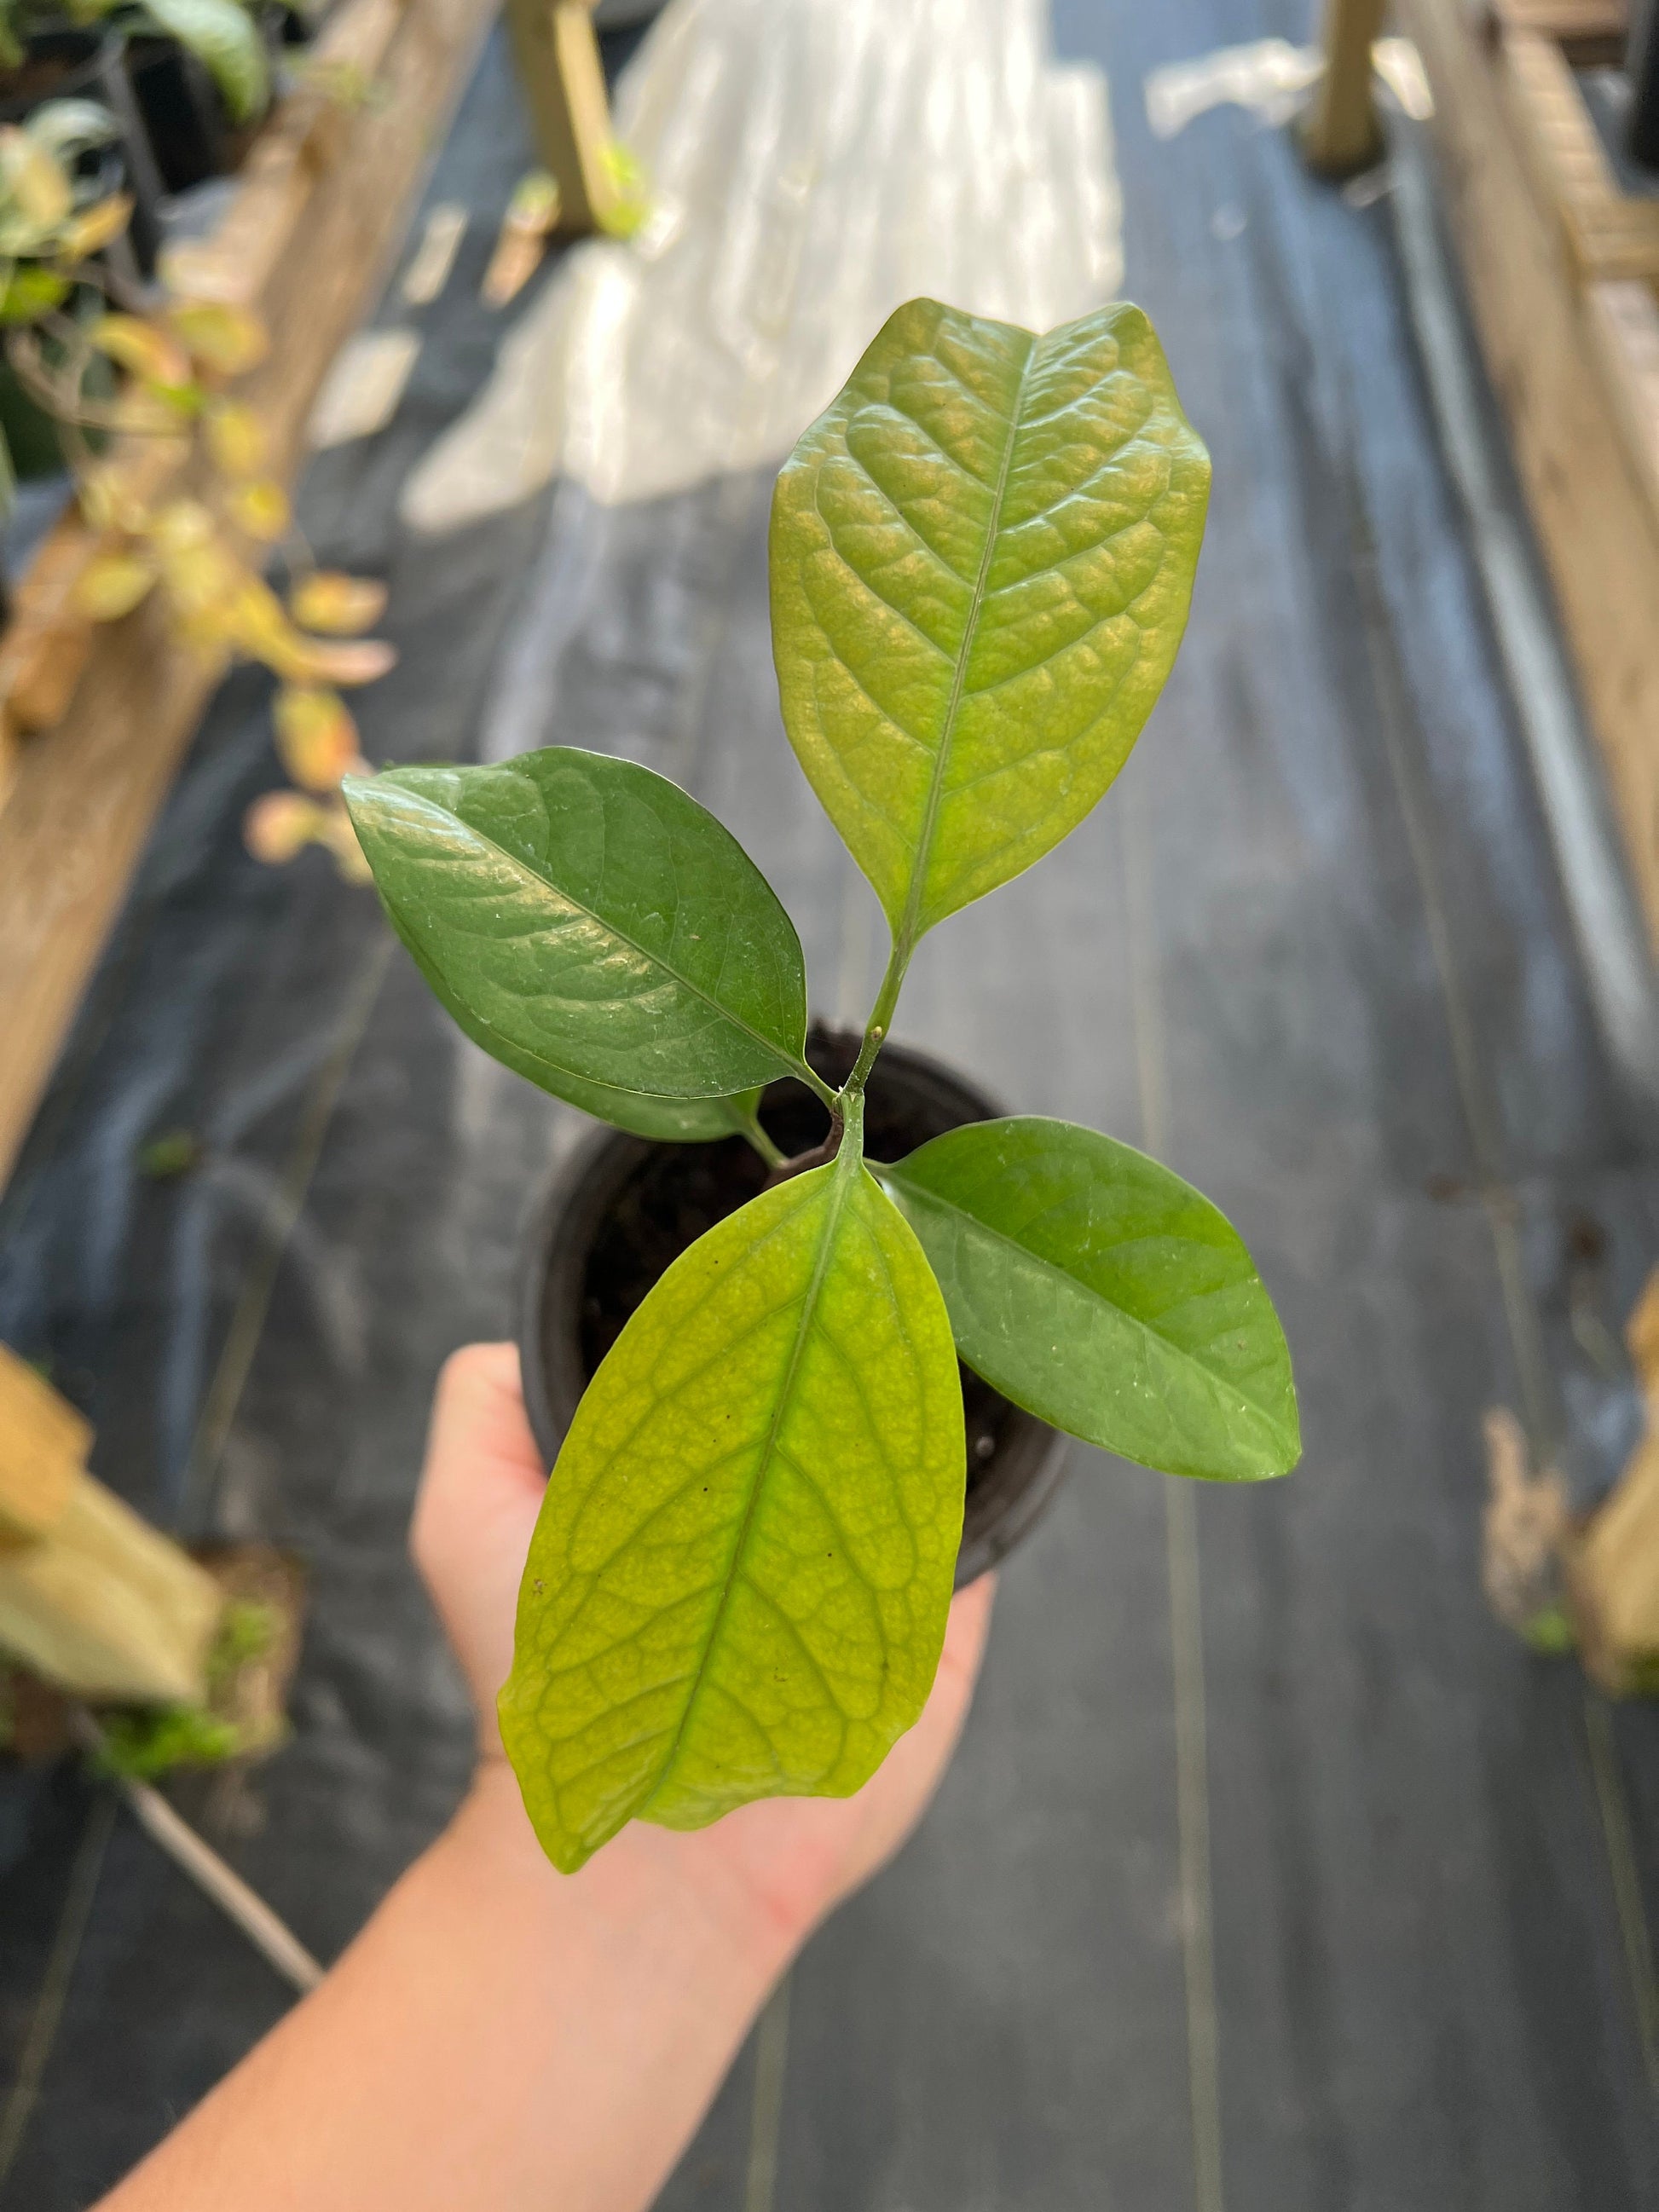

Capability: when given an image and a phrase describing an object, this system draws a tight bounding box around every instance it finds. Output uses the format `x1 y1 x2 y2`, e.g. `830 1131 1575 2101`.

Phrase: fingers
939 1572 996 1687
430 1343 541 1470
411 1343 546 1587
899 1574 996 1775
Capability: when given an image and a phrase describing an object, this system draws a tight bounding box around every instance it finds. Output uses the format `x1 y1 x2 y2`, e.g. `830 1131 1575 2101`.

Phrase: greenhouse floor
3 1 1658 2205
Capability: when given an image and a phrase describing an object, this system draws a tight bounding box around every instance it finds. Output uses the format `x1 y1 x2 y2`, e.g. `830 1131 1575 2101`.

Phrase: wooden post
0 1344 222 1705
1303 0 1390 176
504 0 622 234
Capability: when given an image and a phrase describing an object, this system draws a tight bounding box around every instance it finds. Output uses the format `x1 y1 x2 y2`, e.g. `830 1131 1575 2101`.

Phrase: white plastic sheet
402 0 1122 528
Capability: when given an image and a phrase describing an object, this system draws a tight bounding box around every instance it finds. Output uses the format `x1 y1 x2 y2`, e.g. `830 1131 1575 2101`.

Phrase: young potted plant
343 296 1301 1874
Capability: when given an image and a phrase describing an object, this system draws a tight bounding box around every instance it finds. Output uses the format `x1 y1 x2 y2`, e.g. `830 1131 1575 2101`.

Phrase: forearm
100 1767 795 2212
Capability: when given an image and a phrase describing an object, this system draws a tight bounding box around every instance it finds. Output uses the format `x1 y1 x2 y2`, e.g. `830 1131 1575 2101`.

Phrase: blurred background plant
0 84 386 879
0 0 274 130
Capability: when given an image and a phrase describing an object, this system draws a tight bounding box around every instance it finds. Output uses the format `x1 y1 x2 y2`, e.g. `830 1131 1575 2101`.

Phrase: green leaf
499 1109 965 1874
0 263 66 324
771 297 1209 947
886 1117 1298 1481
396 913 761 1141
24 100 122 164
343 748 815 1104
408 927 764 1141
140 0 270 124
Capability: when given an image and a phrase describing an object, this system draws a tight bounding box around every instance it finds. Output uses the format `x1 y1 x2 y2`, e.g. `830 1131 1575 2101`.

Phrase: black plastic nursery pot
518 1025 1069 1589
124 33 263 194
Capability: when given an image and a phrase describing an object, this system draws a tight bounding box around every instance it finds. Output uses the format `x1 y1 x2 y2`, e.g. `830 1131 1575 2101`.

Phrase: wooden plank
1398 0 1659 953
1586 276 1659 514
1494 0 1628 64
503 0 621 233
1501 26 1659 279
0 0 498 1192
0 1342 88 1541
1303 0 1390 177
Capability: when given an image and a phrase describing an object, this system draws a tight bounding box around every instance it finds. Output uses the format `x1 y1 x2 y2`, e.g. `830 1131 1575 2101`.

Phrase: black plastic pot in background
1630 0 1659 170
0 28 165 276
518 1025 1070 1590
263 0 318 47
124 35 245 194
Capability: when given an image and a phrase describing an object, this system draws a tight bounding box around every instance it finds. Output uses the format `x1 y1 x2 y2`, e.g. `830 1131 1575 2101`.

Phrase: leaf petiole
792 1057 841 1112
733 1106 786 1169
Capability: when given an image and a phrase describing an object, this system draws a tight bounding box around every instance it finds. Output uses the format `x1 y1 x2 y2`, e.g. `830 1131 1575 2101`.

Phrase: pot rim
516 1027 1071 1588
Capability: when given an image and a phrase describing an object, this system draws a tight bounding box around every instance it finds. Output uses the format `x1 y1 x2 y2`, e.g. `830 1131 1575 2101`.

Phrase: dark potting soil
575 1034 1020 1493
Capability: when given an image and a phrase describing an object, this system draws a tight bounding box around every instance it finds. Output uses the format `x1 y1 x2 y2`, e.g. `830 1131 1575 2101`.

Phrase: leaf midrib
379 778 805 1091
887 1171 1292 1443
891 332 1037 951
640 1162 858 1817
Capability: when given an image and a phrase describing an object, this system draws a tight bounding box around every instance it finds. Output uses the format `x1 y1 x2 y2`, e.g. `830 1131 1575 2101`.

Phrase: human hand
412 1342 995 1943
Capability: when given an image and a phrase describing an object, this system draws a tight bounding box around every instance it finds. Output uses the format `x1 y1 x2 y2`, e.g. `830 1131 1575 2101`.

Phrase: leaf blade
886 1117 1298 1481
343 748 812 1101
499 1144 965 1872
771 297 1210 941
402 921 762 1143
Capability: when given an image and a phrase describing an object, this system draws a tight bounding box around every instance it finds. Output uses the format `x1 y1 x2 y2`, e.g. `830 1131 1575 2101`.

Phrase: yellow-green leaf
273 631 396 686
288 569 387 634
166 297 269 376
505 166 560 234
0 125 71 253
273 684 360 792
73 549 156 621
204 398 266 476
148 499 214 553
244 788 330 863
770 297 1210 948
226 476 289 541
58 191 132 262
90 311 193 388
499 1109 965 1873
0 263 68 322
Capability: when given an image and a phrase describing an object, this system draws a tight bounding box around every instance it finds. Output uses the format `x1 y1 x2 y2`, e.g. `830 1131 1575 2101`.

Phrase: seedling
344 297 1300 1872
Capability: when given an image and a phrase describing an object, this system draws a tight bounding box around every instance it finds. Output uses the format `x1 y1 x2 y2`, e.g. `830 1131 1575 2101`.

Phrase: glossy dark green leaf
343 748 812 1103
500 1110 965 1873
886 1117 1298 1481
401 929 763 1143
771 297 1210 946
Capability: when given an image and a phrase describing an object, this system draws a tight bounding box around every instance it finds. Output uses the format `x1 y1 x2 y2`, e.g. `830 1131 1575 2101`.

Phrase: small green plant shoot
343 297 1300 1873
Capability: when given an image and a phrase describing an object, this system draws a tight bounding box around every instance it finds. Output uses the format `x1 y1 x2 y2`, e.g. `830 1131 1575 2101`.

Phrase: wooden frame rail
1398 0 1659 956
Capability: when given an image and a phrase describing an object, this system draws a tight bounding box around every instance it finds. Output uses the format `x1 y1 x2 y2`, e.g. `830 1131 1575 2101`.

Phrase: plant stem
841 936 910 1104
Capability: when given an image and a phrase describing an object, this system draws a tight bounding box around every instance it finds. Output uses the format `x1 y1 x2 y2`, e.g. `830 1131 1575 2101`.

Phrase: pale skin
98 1343 994 2212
